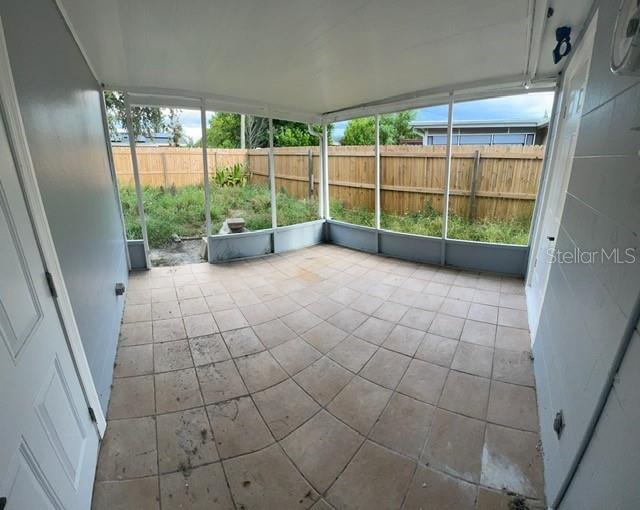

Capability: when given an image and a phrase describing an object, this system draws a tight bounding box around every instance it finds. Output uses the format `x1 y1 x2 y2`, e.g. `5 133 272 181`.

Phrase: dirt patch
150 239 205 266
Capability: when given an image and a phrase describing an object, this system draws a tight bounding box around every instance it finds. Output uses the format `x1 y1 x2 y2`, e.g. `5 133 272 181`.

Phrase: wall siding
533 0 640 506
0 0 127 409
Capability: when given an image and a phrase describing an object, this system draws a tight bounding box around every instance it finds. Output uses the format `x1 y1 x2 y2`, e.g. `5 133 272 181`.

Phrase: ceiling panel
57 0 593 120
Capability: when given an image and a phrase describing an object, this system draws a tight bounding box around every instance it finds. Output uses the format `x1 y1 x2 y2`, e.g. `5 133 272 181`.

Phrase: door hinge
88 406 97 423
45 271 57 298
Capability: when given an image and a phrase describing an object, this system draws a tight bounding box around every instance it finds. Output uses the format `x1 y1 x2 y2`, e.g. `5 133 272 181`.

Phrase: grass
119 184 530 248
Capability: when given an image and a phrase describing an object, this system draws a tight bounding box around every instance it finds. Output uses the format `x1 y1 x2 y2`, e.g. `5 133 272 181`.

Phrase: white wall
0 0 128 410
532 0 640 506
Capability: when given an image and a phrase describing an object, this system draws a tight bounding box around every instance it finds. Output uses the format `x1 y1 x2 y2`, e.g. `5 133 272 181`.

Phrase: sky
174 92 555 144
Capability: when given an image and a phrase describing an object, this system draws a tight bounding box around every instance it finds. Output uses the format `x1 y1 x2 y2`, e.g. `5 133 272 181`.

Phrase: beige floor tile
373 301 409 322
253 318 297 348
495 326 531 351
403 465 476 510
156 407 218 473
179 297 209 317
451 341 493 378
123 303 152 324
151 287 177 303
481 424 544 499
487 380 539 431
235 350 288 392
270 337 322 375
114 344 153 378
205 293 235 312
302 321 349 353
175 284 202 300
306 297 343 320
350 294 383 314
153 340 193 373
239 302 276 325
499 293 527 310
294 357 353 405
221 327 264 358
476 487 546 510
197 360 247 404
429 313 465 339
360 348 411 389
159 463 234 509
473 289 500 306
92 478 159 510
327 376 391 434
327 308 368 333
224 444 319 509
281 410 363 493
415 334 458 367
153 318 186 343
397 359 448 404
207 396 273 458
327 335 377 373
119 321 153 346
439 370 490 419
253 379 320 439
155 368 203 413
498 307 529 329
108 375 155 419
266 295 302 317
96 417 157 481
383 324 425 356
370 393 434 459
414 293 445 312
493 348 535 386
422 408 485 483
460 319 496 347
326 441 415 510
468 302 499 324
398 307 436 331
152 301 181 321
281 308 323 334
103 246 543 510
439 298 470 319
184 313 219 337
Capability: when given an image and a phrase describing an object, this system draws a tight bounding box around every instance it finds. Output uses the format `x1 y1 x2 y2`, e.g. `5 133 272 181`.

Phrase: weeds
119 184 531 248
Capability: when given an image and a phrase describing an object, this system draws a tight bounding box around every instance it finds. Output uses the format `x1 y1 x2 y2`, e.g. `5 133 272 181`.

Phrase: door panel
0 96 99 509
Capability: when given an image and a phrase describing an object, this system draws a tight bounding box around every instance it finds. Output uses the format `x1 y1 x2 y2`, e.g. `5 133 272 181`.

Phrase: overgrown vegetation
120 183 530 248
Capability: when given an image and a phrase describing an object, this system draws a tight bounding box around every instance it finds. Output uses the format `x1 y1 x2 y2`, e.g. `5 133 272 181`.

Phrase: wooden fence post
468 150 481 220
161 151 169 188
307 148 313 198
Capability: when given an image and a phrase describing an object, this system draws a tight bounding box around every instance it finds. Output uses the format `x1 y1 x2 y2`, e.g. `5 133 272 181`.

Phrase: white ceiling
57 0 593 122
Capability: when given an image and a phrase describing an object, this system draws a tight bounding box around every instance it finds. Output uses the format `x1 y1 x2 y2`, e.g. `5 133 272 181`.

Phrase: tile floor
92 244 545 510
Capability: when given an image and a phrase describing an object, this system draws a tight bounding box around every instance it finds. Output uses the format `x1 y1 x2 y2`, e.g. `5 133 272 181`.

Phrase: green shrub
213 163 248 187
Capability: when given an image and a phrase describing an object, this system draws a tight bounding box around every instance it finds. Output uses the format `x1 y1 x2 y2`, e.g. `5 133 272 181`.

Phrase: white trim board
0 18 106 436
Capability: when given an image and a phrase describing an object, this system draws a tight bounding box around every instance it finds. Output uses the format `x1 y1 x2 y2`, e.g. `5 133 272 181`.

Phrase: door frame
525 12 598 335
0 18 106 436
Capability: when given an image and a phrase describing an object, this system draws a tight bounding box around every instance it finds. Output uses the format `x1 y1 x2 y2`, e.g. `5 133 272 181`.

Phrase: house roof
411 119 549 130
57 0 593 123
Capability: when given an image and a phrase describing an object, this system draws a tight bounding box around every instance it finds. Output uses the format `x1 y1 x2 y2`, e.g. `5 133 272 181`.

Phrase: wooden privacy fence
112 145 544 221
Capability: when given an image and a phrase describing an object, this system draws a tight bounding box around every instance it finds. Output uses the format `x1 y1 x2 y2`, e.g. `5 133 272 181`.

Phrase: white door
0 91 100 508
526 16 597 334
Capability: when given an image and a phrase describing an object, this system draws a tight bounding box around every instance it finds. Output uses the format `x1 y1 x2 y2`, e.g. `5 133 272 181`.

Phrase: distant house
110 131 191 147
408 119 549 146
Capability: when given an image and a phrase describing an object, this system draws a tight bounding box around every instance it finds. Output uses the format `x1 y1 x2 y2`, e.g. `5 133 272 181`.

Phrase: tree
165 109 185 147
341 111 420 145
104 90 163 139
203 112 332 148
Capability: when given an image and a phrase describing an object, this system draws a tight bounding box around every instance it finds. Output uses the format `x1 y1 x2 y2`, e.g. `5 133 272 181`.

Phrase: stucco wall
0 0 128 410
